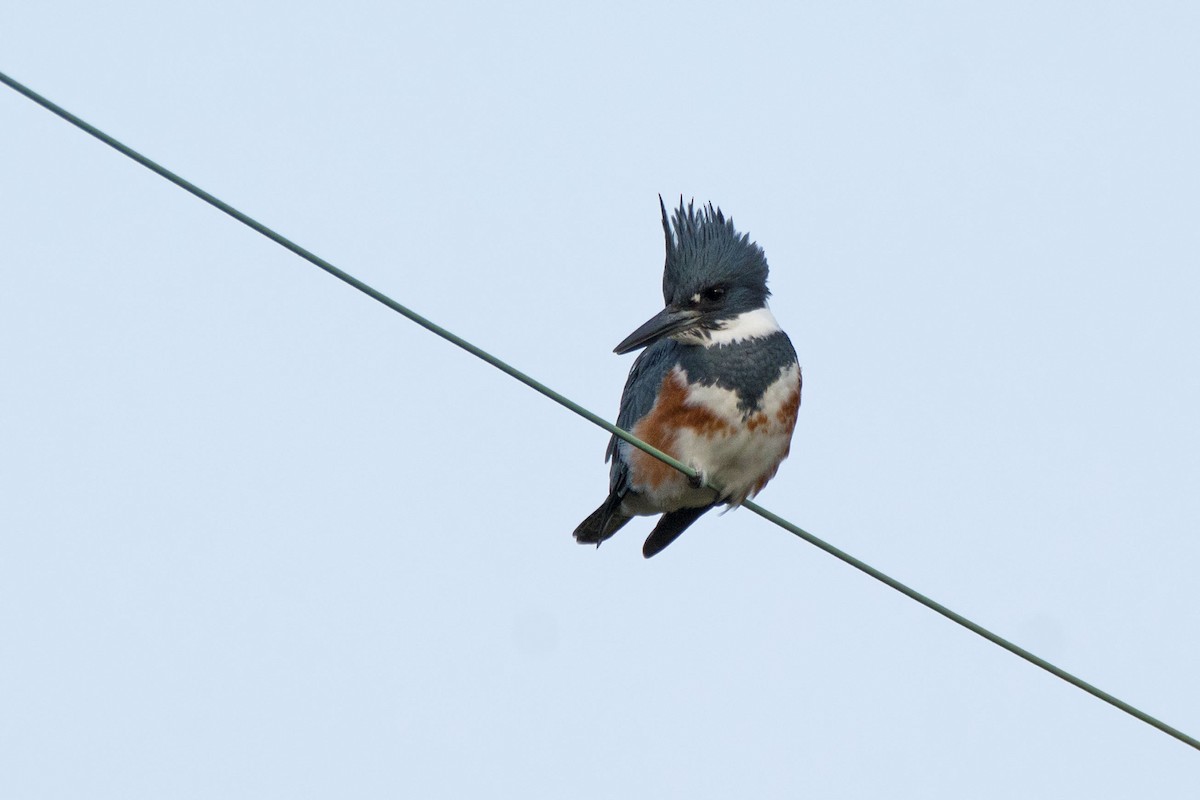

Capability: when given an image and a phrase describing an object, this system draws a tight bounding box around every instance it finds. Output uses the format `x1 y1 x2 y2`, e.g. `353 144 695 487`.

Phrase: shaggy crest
658 196 770 308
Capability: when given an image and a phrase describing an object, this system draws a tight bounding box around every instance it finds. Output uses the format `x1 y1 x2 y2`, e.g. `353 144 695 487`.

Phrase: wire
2 68 1197 754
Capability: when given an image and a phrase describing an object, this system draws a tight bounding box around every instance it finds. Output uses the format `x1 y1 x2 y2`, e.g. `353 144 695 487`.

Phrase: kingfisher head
614 197 773 355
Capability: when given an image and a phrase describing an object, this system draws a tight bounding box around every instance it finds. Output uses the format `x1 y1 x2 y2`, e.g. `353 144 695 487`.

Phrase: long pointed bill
613 306 701 354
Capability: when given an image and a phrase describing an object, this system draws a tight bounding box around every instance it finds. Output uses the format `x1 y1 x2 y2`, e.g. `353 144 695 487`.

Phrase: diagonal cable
2 68 1196 754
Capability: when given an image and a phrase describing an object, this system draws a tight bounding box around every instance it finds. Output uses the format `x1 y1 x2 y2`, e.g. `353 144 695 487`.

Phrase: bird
573 197 802 558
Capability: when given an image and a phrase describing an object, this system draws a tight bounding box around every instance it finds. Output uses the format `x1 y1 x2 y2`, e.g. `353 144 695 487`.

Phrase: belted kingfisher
573 198 801 558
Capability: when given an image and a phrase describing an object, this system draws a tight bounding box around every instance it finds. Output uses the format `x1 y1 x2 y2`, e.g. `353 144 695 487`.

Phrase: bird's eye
702 286 726 302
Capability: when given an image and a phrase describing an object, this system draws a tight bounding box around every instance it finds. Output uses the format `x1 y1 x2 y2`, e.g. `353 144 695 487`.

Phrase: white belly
678 363 799 503
622 363 800 514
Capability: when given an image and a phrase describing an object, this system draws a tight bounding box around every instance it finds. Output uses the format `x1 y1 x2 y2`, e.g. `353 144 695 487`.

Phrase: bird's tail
642 503 715 558
573 492 631 546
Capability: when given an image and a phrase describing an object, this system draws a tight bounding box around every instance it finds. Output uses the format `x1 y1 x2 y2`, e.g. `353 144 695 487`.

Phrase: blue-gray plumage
574 198 802 558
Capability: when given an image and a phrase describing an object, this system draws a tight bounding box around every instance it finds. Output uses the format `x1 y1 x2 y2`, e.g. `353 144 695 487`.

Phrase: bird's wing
606 340 679 492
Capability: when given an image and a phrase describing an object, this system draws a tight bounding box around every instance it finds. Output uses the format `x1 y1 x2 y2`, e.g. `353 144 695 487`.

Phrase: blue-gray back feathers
606 342 677 491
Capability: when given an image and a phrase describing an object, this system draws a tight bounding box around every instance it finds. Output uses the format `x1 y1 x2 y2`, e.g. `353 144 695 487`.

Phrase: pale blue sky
3 2 1198 797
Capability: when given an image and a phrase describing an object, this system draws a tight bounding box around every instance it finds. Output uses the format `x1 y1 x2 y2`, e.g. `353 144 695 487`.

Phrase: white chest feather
675 363 800 501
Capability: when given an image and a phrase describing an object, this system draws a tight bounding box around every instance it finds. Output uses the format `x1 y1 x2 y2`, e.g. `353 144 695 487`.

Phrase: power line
2 68 1196 754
